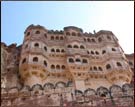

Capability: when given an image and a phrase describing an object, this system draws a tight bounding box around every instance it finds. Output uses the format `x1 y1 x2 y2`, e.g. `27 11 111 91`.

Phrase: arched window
33 57 38 62
87 51 89 54
117 62 122 67
61 65 65 69
56 49 60 52
22 58 26 64
60 36 64 40
91 51 94 54
90 67 92 71
95 51 99 55
91 39 95 42
94 66 97 71
44 46 47 51
44 61 47 67
74 45 79 48
56 65 60 69
87 38 91 42
61 49 65 53
56 36 59 40
51 48 55 52
44 34 47 38
67 45 72 48
76 58 81 62
27 32 30 36
72 32 76 36
82 59 88 63
35 31 40 34
51 65 55 69
51 36 54 40
69 58 74 63
84 38 86 42
112 48 116 51
102 50 106 54
80 45 85 49
34 43 39 47
107 36 111 40
129 61 133 66
66 32 70 36
106 64 111 70
78 33 81 36
98 37 102 42
99 67 103 71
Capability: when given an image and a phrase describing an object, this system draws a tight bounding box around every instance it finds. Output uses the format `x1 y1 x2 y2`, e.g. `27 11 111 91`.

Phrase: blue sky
1 1 134 54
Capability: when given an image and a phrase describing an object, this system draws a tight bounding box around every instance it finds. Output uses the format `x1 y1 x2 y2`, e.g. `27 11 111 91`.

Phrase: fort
1 25 134 107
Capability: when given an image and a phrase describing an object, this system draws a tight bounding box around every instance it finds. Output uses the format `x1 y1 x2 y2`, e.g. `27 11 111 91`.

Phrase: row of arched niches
1 83 133 100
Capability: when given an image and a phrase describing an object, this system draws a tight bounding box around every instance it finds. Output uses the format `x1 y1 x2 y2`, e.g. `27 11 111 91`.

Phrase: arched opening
44 46 47 51
34 43 39 47
60 36 64 40
74 45 79 48
99 67 103 71
91 51 94 54
27 32 30 36
33 57 38 62
61 49 65 53
22 58 26 64
106 64 111 69
98 37 102 42
56 49 60 53
51 36 54 40
107 36 111 40
117 62 122 67
91 39 96 42
112 48 116 51
87 38 91 42
61 65 66 69
102 50 106 54
80 45 85 49
95 51 99 55
44 33 47 38
94 66 97 71
56 36 59 40
56 65 60 70
82 59 88 63
76 58 81 62
69 58 74 63
72 32 76 36
51 48 55 52
35 31 40 34
67 45 72 48
51 65 55 69
44 60 47 67
66 32 70 36
84 38 86 42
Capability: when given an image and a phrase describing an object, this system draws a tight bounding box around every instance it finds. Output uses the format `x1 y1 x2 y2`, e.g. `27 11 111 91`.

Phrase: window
56 49 60 52
95 51 99 55
56 65 60 69
61 49 65 53
80 45 85 49
62 65 65 69
87 51 89 54
66 32 70 36
35 31 40 34
56 36 59 40
117 62 122 67
84 38 86 42
74 45 79 48
102 50 106 54
51 36 54 40
67 45 72 48
91 39 95 42
106 64 111 69
33 57 38 62
99 67 103 71
78 33 81 36
76 58 81 62
90 67 92 71
107 36 111 40
82 59 88 63
25 44 28 49
94 66 97 71
72 32 76 36
44 34 47 38
44 61 47 67
129 61 133 66
69 58 74 63
98 38 102 42
91 51 94 54
51 65 55 69
112 48 116 51
44 46 47 51
51 49 55 52
34 43 39 47
60 36 64 40
22 58 26 64
27 32 30 36
87 38 91 42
